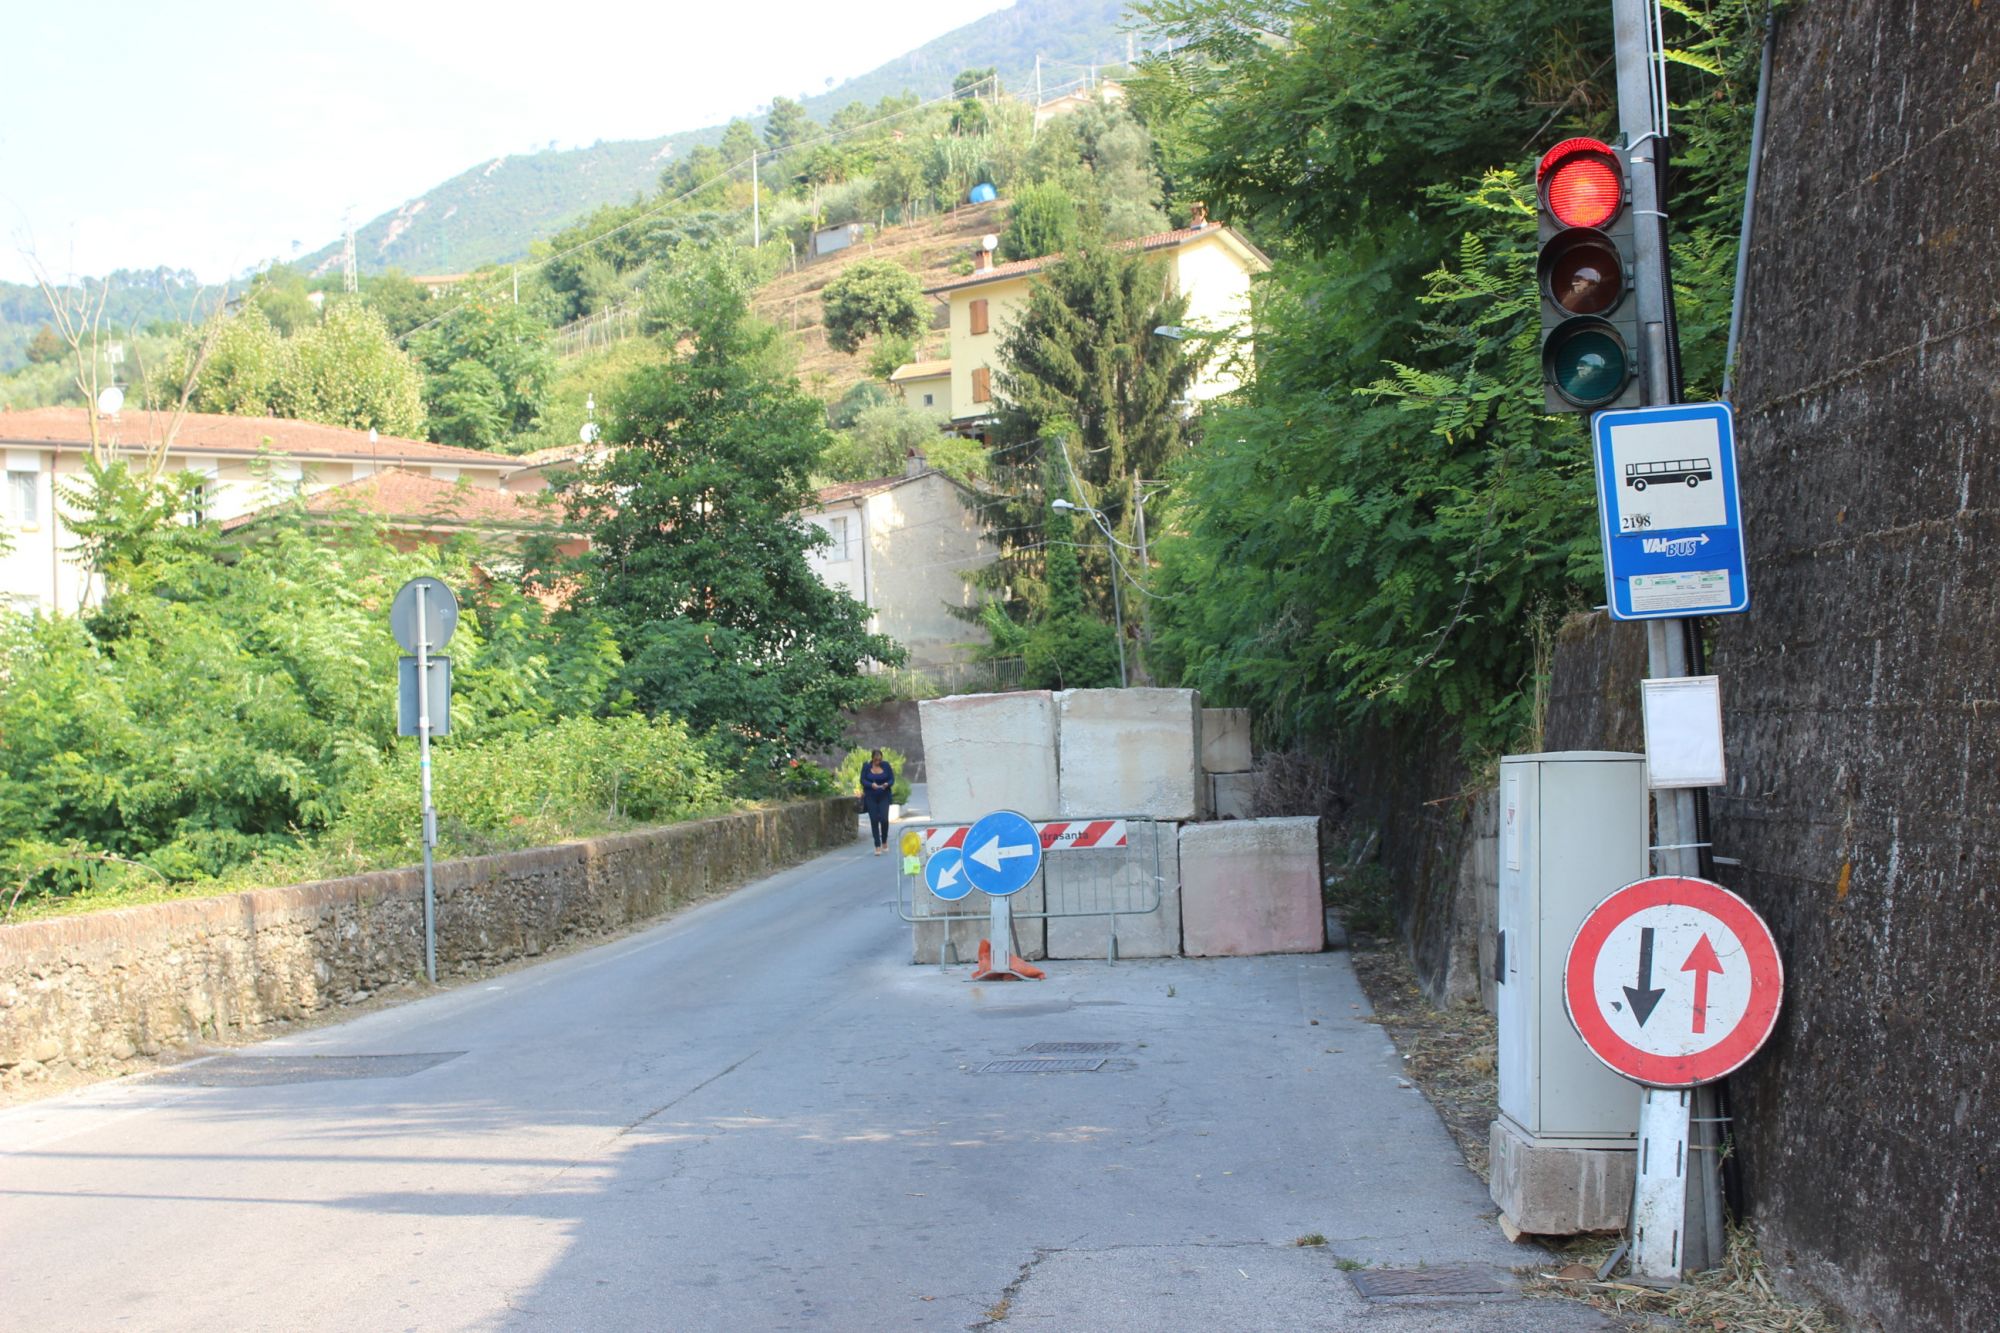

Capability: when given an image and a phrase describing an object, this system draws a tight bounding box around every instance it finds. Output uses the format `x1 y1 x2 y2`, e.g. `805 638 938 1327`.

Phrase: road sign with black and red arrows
1564 876 1783 1089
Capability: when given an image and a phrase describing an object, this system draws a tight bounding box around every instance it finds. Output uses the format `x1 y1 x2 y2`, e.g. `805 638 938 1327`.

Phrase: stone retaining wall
0 798 855 1083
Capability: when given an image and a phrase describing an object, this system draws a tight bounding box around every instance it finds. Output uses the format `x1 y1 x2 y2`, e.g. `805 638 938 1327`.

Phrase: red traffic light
1539 138 1623 230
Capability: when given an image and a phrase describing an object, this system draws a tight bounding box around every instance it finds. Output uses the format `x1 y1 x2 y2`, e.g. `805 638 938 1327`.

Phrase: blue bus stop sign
1592 402 1750 620
924 846 972 902
961 810 1043 897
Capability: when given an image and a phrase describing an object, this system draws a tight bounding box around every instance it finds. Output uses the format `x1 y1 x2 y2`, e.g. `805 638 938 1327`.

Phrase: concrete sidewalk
0 834 1604 1331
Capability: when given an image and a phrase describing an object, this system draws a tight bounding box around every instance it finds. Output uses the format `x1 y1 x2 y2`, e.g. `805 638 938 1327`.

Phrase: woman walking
860 749 896 854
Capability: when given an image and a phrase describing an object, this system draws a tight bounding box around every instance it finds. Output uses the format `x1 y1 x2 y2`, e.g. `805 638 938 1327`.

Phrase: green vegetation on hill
292 0 1131 280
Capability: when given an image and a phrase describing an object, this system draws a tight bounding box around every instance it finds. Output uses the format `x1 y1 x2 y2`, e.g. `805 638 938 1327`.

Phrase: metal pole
1104 523 1127 687
1131 474 1151 685
416 584 438 985
1612 0 1720 1280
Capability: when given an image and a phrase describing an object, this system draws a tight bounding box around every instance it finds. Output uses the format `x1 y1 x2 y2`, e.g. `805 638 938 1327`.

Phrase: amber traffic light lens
1540 232 1625 315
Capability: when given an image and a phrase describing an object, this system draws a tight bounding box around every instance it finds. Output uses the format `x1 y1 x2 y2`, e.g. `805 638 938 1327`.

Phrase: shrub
834 746 911 805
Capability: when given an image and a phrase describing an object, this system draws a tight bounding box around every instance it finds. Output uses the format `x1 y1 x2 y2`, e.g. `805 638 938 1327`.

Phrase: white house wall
859 476 994 671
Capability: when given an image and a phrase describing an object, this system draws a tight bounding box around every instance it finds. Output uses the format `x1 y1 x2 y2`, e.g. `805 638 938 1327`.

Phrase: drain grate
1348 1268 1512 1299
153 1052 464 1087
1025 1042 1121 1055
977 1057 1107 1073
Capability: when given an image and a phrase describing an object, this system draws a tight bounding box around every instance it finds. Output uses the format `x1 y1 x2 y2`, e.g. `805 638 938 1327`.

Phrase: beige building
886 359 953 421
0 408 525 614
909 206 1268 431
802 454 994 677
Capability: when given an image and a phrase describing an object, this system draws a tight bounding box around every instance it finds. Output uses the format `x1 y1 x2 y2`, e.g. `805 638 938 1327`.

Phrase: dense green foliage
1132 0 1769 755
156 299 426 435
965 247 1197 630
559 248 902 763
999 182 1082 261
833 747 912 806
819 259 928 355
408 297 557 448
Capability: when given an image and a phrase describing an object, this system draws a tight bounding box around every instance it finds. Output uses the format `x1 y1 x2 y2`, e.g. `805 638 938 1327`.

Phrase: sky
0 0 1015 285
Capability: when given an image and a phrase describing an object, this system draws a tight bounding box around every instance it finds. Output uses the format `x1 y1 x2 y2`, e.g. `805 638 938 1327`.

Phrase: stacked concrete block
1208 772 1258 820
1179 817 1325 956
1200 707 1253 774
1055 688 1205 821
919 691 1061 821
1044 820 1182 960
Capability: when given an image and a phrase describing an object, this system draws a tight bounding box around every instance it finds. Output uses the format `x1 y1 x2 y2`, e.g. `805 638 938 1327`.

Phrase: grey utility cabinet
1495 751 1647 1147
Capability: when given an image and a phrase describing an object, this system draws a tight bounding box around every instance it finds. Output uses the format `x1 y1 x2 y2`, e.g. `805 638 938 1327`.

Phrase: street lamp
1051 498 1127 688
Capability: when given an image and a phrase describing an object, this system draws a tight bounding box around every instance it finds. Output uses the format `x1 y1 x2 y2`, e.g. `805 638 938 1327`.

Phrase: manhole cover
976 1057 1107 1073
153 1053 463 1087
1348 1268 1512 1299
1025 1042 1121 1054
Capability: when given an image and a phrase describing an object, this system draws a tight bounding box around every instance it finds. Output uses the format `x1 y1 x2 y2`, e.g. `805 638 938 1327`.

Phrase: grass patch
1293 1233 1328 1248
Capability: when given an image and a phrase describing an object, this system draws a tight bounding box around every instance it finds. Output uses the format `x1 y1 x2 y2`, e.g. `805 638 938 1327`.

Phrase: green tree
1000 182 1082 261
818 402 985 485
277 301 426 435
246 265 320 335
563 247 900 756
763 97 814 153
361 271 433 338
819 259 927 355
409 298 556 448
24 326 63 365
719 118 759 166
953 68 998 98
1019 501 1121 689
158 305 287 417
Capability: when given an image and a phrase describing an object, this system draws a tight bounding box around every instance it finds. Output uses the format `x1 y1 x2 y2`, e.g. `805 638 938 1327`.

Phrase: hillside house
0 408 531 614
900 204 1267 436
887 359 953 421
801 452 994 679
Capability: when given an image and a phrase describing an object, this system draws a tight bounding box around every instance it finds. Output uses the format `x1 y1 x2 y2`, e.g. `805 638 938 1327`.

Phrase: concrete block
911 879 1045 965
919 692 1061 822
1055 688 1204 821
1200 708 1253 773
1045 821 1181 959
1179 817 1324 957
1488 1117 1634 1235
1209 772 1257 821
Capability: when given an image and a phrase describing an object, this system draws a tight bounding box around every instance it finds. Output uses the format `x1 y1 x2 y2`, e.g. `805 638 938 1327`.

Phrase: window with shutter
969 299 989 335
971 367 991 403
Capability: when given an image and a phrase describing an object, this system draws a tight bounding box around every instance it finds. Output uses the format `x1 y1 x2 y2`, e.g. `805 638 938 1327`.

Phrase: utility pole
1611 0 1726 1281
752 150 761 249
341 209 358 294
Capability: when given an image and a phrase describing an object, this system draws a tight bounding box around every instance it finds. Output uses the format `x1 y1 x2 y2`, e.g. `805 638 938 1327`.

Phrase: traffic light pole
1611 0 1726 1281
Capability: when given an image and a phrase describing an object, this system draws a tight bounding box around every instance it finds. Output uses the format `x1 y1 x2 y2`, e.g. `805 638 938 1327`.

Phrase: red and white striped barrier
922 819 1129 853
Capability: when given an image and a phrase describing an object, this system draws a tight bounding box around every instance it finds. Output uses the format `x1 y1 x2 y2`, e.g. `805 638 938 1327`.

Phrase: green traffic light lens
1545 321 1631 408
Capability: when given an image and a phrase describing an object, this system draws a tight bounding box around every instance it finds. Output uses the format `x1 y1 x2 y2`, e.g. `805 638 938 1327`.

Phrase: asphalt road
0 823 1607 1332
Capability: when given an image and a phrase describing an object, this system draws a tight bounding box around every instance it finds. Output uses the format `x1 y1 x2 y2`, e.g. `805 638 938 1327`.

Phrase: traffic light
1537 137 1643 413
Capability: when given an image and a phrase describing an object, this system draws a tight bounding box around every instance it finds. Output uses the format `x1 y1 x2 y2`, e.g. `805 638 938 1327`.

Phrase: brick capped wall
1711 5 1999 1328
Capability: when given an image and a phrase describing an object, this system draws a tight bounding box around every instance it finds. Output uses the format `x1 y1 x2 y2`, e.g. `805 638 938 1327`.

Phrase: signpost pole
1610 0 1726 1277
416 583 438 985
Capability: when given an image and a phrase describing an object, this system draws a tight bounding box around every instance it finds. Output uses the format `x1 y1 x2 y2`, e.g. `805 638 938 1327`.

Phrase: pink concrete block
1179 817 1324 957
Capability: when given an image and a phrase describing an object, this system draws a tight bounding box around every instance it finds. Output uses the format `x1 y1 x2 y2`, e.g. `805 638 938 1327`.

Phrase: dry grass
1347 940 1500 1178
1525 1227 1839 1332
1345 940 1835 1332
751 201 1008 400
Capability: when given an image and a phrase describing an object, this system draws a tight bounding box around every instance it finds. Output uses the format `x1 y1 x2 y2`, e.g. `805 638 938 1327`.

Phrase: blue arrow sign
924 846 971 902
1592 402 1750 620
960 810 1043 898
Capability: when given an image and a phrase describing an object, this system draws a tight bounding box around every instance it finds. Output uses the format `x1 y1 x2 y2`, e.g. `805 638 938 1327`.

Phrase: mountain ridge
299 0 1129 279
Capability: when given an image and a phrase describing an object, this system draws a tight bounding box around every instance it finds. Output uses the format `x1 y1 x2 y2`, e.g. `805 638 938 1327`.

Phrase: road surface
0 823 1605 1331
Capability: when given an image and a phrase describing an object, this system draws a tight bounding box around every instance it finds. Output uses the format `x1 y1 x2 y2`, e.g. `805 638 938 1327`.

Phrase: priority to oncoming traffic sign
1564 876 1783 1089
1592 401 1749 620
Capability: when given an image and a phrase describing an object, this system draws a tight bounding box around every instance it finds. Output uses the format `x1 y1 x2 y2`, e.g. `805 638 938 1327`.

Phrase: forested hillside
292 0 1128 279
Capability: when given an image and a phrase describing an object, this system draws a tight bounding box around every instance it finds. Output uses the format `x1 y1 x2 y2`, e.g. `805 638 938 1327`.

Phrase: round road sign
1564 876 1782 1089
960 809 1042 898
391 577 460 654
924 846 971 902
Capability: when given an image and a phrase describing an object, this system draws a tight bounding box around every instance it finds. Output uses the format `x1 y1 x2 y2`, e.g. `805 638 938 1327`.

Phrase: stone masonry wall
0 798 855 1084
1711 5 1999 1328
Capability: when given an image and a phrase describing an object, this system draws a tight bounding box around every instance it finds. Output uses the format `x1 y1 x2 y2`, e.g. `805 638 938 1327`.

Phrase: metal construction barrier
894 817 1167 965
